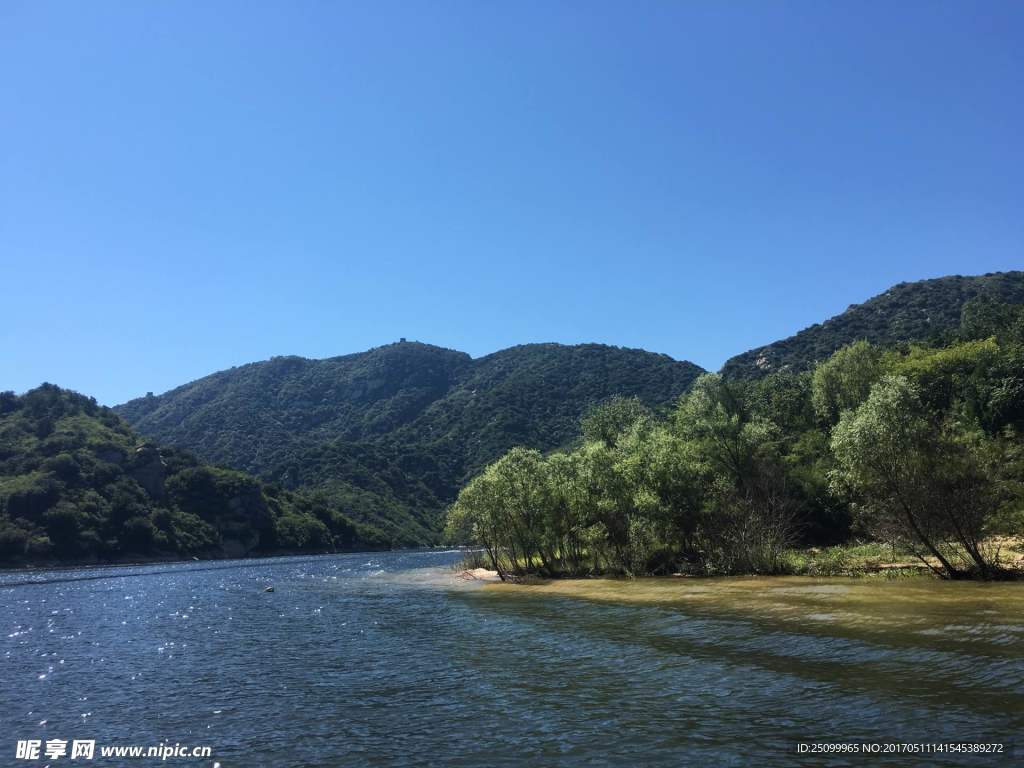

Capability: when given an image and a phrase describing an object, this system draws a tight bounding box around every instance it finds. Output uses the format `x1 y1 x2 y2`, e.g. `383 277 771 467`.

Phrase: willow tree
830 375 1003 578
544 450 595 575
444 466 508 578
673 374 796 573
445 447 557 579
616 423 703 563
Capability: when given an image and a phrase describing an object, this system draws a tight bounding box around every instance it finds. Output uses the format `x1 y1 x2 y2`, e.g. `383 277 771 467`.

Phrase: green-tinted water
466 575 1024 764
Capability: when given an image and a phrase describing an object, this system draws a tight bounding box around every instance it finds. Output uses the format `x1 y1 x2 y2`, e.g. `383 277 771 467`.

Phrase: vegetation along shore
3 274 1024 577
446 294 1024 582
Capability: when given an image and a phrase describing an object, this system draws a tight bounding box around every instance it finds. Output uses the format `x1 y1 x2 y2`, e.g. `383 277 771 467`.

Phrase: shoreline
474 571 1024 645
453 538 1024 583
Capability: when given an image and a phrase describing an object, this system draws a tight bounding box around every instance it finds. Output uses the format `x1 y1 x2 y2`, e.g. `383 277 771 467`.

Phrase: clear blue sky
2 1 1021 405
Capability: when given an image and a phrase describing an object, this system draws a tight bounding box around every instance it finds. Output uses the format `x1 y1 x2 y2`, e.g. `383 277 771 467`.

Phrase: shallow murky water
1 554 1021 766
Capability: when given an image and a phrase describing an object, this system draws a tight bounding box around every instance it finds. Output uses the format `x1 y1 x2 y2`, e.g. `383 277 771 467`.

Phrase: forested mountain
77 270 1024 551
6 272 1024 561
116 343 705 543
0 385 388 564
721 271 1024 379
394 343 703 479
116 342 473 476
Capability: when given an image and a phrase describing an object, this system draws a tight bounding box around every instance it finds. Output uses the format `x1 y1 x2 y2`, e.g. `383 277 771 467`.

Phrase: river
1 550 1021 766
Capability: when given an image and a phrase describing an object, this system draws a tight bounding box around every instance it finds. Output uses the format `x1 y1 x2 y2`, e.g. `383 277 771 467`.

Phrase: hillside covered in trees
116 343 704 543
721 271 1024 379
0 385 388 565
9 272 1024 563
448 295 1024 580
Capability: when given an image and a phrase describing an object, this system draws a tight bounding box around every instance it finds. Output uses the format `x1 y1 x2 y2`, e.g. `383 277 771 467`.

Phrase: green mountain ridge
722 271 1024 378
115 342 705 543
20 270 1021 552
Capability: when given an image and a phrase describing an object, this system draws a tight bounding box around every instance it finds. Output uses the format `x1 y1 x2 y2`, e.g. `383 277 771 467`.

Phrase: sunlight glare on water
1 553 1021 766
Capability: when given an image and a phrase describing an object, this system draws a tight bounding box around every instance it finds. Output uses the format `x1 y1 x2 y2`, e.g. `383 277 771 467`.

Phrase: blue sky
2 1 1021 405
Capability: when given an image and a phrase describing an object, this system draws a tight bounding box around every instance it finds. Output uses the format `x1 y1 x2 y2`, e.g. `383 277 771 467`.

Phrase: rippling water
2 551 1022 766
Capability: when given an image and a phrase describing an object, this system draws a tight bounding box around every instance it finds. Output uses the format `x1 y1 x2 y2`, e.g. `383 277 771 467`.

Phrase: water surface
2 552 1021 766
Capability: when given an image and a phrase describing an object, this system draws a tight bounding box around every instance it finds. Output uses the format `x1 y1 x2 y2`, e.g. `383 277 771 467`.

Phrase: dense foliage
0 385 388 564
17 272 1021 563
447 297 1024 580
115 342 704 544
721 271 1024 379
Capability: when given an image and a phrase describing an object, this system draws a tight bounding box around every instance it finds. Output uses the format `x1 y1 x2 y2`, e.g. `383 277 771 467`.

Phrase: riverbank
784 539 1024 578
457 539 1024 582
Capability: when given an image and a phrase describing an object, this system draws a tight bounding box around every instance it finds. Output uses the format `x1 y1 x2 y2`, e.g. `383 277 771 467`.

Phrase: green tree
811 341 883 426
830 376 1004 578
542 451 593 575
120 515 157 554
446 448 557 578
889 339 999 414
674 374 777 494
616 424 702 562
674 374 797 573
581 396 653 448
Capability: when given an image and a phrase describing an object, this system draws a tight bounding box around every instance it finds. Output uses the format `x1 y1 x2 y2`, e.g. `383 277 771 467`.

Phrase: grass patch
783 539 1024 578
782 542 928 577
